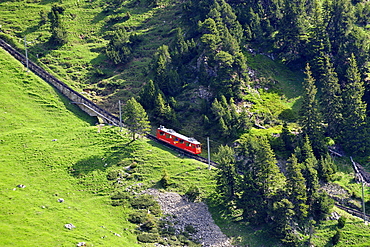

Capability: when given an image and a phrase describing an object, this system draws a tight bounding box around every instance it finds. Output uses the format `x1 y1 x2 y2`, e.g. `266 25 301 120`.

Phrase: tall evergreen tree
299 64 327 157
139 80 156 111
236 135 286 223
214 145 238 205
123 97 150 140
285 154 308 222
320 55 343 138
275 0 309 63
341 53 369 154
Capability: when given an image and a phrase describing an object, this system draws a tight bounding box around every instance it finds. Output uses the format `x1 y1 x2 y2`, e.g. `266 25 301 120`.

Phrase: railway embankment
0 38 120 126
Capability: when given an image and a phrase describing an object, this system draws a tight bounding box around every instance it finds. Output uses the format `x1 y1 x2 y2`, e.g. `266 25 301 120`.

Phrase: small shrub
137 232 159 243
141 214 157 231
110 191 130 206
161 226 176 236
337 216 346 228
107 170 119 180
185 185 200 202
185 224 197 234
131 194 157 209
160 170 171 188
149 204 162 216
332 229 341 245
128 210 148 224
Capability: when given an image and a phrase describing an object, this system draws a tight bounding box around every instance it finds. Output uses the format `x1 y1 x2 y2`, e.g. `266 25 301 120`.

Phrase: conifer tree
285 154 308 222
320 55 343 138
48 5 68 45
318 153 336 182
123 97 150 140
214 145 238 204
236 135 286 223
271 198 297 246
139 80 156 111
276 0 309 62
308 0 331 81
341 54 369 154
299 64 327 157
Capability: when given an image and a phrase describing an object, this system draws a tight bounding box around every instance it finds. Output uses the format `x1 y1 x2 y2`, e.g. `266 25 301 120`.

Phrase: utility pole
24 36 29 72
362 181 366 223
207 137 211 170
118 100 122 132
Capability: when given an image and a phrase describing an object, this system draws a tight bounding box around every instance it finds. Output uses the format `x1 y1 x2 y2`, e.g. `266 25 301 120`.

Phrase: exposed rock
76 242 86 247
58 198 64 203
145 189 234 247
17 184 26 188
64 223 76 230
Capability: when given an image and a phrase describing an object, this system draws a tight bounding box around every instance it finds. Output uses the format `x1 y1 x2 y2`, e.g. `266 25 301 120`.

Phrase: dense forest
2 0 370 245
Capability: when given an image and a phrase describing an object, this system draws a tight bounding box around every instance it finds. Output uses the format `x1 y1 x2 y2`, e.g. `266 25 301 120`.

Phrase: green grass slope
0 47 219 246
0 48 141 246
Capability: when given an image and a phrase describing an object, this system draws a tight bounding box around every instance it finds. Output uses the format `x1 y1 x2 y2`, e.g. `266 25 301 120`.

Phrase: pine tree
341 54 368 155
236 135 286 223
214 145 238 204
285 154 308 222
275 0 309 62
271 198 298 245
48 5 68 45
318 153 336 182
299 64 327 157
123 97 150 140
139 80 156 111
320 55 343 138
308 0 331 80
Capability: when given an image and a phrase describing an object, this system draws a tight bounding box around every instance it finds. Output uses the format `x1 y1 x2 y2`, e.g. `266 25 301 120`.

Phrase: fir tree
139 80 156 111
214 145 238 204
341 54 368 155
123 97 150 140
285 154 308 222
299 64 327 157
320 55 343 138
236 135 286 223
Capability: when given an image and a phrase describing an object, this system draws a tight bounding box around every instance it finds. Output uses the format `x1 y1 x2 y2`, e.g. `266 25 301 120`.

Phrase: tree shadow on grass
70 140 140 177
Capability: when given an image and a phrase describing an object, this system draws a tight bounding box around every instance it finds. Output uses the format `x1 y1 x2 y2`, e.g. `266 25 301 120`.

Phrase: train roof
158 125 201 145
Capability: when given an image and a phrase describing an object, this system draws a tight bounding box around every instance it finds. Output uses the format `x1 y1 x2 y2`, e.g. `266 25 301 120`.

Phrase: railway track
0 38 120 126
335 203 369 221
0 38 217 167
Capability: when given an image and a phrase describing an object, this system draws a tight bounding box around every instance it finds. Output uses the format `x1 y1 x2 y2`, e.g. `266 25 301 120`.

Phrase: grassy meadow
0 47 215 246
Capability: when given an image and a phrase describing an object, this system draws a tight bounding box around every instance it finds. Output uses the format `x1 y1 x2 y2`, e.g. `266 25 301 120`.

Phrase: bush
110 191 130 206
184 224 197 234
128 210 148 224
131 194 157 209
149 204 162 216
141 214 158 231
137 232 159 243
337 216 346 229
185 185 200 202
332 229 341 245
160 170 171 188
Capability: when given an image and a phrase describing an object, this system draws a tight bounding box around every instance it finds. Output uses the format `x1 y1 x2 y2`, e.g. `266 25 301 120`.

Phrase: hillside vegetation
3 0 370 246
0 48 218 246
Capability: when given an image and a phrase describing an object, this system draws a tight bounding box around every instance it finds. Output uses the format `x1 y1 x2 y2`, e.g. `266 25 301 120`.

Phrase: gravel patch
145 189 234 247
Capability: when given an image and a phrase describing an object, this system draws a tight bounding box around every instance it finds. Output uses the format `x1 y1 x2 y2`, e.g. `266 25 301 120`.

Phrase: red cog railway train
156 125 202 154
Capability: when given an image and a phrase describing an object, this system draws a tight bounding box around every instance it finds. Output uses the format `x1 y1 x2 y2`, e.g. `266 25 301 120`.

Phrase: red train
156 125 202 154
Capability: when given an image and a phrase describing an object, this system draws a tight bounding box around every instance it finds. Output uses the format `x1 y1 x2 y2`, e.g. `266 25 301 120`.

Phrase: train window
159 131 165 135
186 142 190 146
166 134 170 138
179 140 184 144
